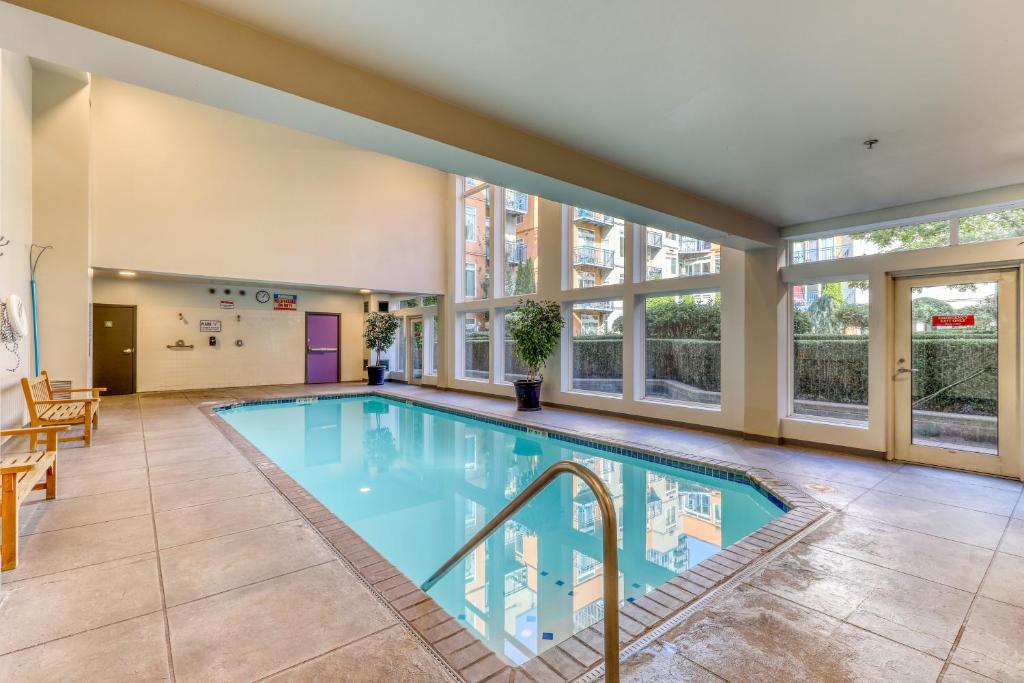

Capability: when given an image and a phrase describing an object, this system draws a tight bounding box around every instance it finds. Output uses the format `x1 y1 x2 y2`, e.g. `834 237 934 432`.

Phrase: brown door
93 304 136 395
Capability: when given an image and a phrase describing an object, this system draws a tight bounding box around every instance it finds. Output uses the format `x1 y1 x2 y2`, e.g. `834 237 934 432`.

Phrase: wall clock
255 289 271 303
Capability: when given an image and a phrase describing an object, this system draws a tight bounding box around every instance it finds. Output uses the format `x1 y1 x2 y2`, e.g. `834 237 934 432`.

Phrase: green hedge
794 334 996 413
645 339 721 391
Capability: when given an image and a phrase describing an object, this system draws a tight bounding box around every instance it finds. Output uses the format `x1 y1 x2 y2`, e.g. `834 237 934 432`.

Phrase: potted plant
364 311 400 385
505 300 565 411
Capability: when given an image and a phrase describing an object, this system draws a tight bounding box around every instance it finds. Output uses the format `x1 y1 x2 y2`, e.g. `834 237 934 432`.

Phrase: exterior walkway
0 383 1021 682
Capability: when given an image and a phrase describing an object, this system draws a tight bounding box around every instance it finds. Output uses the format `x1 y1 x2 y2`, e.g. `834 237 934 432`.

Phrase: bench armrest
64 387 105 394
1 426 70 437
1 464 35 475
35 398 99 405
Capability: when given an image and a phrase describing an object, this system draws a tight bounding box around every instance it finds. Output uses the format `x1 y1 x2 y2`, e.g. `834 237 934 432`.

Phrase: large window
791 281 869 422
571 209 625 289
646 227 720 281
790 221 950 265
462 179 492 301
502 189 538 296
789 205 1024 265
461 311 490 381
571 299 623 395
644 292 721 406
501 310 529 384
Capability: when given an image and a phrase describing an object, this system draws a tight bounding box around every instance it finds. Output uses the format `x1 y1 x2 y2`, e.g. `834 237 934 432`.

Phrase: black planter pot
513 379 543 411
367 366 387 385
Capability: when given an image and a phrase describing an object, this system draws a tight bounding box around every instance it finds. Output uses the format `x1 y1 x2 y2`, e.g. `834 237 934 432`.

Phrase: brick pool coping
200 389 830 683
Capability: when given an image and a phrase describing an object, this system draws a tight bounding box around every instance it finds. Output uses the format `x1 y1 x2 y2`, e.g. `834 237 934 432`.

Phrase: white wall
89 77 448 295
0 51 33 429
92 277 366 392
32 66 91 389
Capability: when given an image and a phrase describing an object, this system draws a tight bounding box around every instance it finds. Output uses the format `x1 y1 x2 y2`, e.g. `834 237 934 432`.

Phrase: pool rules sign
932 314 975 328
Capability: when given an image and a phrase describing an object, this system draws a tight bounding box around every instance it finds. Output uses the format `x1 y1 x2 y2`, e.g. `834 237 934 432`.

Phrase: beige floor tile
167 561 395 683
146 435 233 454
845 490 1008 549
18 488 151 536
978 552 1024 609
59 451 148 477
0 555 163 654
940 664 996 682
151 471 272 512
619 642 726 682
4 515 155 582
806 514 993 591
896 464 1023 493
59 467 150 499
264 624 446 682
771 452 895 489
999 518 1024 558
147 455 252 487
875 472 1021 516
154 490 298 548
952 597 1024 680
775 471 870 510
146 444 239 467
699 441 798 470
65 441 146 459
657 584 943 682
0 612 169 682
160 520 335 606
749 543 972 658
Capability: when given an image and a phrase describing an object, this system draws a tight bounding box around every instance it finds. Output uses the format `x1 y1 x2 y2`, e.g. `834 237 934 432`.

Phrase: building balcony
573 245 616 269
792 243 853 264
573 208 615 226
505 190 529 215
646 231 663 250
574 300 614 312
679 239 714 254
504 241 528 265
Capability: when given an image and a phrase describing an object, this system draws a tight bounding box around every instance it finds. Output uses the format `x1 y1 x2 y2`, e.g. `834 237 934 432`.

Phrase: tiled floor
1 382 1021 682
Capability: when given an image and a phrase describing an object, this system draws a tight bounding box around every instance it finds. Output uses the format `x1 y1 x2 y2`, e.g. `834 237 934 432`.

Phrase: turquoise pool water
219 395 783 665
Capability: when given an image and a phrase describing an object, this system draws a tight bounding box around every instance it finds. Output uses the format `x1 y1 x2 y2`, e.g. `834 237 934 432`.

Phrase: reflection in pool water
220 396 783 665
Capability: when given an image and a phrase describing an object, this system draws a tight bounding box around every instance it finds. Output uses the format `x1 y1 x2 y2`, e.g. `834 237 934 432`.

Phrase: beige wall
0 51 33 430
93 277 366 392
33 67 91 389
89 77 448 294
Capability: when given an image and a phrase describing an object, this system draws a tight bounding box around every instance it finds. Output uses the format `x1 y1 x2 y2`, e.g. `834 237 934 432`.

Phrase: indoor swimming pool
218 395 785 665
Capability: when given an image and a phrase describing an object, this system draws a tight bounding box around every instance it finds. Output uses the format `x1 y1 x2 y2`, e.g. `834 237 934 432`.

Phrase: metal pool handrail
420 460 621 682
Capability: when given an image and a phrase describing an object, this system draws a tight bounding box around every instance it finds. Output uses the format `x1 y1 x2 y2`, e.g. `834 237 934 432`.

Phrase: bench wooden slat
1 440 59 571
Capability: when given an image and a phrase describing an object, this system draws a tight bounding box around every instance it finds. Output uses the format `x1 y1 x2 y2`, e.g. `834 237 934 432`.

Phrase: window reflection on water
223 397 780 666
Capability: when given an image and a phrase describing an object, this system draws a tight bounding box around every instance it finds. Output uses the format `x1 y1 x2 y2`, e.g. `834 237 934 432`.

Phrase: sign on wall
199 320 222 332
219 299 235 309
273 293 298 311
931 314 975 328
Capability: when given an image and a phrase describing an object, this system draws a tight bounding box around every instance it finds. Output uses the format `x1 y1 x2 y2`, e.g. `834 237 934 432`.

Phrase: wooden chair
21 371 105 448
1 425 68 570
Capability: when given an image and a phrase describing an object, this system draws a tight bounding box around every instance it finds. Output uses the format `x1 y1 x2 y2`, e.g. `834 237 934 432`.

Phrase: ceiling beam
2 0 778 247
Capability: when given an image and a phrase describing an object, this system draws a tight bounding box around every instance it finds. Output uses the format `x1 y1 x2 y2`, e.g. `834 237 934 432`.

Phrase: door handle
896 367 918 374
122 348 134 354
307 347 338 352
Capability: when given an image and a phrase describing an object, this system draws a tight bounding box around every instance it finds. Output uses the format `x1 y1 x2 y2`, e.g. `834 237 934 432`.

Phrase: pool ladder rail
420 460 621 682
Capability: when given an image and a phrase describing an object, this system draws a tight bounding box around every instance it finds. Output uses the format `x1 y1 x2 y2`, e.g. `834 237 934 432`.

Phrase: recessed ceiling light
359 289 371 294
359 486 371 493
118 270 137 277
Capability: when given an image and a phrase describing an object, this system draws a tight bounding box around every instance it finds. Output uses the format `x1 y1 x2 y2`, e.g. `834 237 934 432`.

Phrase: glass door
409 317 424 383
893 270 1019 477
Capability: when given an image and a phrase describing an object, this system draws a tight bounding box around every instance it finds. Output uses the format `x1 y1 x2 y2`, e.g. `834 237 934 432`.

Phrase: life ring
5 293 28 338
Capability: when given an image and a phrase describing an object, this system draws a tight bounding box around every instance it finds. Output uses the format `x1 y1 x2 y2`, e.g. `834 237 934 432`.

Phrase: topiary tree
364 311 400 367
506 300 564 381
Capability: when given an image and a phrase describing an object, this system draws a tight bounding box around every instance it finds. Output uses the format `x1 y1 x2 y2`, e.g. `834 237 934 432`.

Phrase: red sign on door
931 314 975 328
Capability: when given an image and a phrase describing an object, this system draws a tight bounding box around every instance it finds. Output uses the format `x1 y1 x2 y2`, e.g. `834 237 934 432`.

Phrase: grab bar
420 460 620 682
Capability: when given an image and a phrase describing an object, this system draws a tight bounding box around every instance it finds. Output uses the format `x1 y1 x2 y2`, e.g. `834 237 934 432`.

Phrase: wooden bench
1 426 68 570
21 371 104 448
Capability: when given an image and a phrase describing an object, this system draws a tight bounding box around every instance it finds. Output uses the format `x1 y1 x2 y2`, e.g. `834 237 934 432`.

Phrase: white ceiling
185 0 1024 227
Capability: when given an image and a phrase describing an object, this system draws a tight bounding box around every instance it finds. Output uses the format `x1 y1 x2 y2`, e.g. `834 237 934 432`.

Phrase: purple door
306 313 339 384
